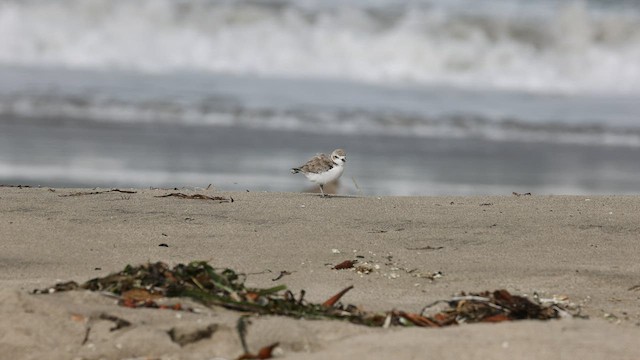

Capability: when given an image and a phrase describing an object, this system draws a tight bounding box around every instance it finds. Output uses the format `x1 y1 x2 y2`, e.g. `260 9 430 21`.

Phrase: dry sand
1 187 639 359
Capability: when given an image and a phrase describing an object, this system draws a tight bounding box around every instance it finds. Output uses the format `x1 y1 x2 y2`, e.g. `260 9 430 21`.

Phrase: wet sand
1 187 639 359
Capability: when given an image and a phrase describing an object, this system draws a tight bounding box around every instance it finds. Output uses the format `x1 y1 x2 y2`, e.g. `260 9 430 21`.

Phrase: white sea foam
1 0 640 94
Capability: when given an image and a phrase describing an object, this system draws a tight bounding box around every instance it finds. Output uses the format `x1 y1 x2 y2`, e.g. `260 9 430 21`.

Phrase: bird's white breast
304 165 344 185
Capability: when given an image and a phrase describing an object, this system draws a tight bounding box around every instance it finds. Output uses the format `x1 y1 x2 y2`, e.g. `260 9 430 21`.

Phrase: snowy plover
291 149 347 197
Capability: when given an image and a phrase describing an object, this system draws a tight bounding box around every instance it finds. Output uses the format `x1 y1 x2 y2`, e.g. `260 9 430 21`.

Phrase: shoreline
3 117 640 195
1 188 640 359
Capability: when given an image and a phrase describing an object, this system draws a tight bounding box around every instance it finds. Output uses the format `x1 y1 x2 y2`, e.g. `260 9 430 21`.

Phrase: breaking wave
1 0 640 94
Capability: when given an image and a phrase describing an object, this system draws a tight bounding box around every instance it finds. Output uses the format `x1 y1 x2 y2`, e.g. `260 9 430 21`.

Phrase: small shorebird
291 149 347 197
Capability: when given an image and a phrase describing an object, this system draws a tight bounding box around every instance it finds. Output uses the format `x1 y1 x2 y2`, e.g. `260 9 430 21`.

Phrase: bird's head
331 149 346 166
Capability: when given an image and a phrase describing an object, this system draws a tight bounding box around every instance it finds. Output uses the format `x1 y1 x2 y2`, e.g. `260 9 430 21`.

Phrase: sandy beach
1 187 639 359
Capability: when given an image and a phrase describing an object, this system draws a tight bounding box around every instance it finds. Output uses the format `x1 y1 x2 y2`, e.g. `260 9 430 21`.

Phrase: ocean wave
3 92 640 148
1 0 640 94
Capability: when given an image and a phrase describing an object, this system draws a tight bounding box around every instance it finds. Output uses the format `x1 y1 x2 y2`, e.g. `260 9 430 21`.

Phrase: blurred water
2 117 639 195
3 0 640 94
0 0 639 195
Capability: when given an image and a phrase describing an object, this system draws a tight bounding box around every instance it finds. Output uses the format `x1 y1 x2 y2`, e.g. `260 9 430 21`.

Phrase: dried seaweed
418 290 562 326
35 261 578 329
154 193 233 202
512 192 532 196
59 189 137 197
332 260 356 270
237 342 280 360
406 246 444 251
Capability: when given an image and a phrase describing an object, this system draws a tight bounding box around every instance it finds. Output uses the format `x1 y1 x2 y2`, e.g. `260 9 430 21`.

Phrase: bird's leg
319 184 326 197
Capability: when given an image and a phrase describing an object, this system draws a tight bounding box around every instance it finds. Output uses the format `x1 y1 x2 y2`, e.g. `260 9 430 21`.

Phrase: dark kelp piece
154 193 233 202
35 261 578 328
332 260 356 270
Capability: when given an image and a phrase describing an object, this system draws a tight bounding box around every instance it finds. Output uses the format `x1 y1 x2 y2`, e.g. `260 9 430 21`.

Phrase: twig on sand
154 193 233 202
59 189 137 197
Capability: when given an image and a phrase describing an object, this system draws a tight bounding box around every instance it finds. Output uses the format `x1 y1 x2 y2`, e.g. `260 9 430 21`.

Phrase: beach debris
531 293 583 319
236 313 282 359
34 280 79 293
479 203 493 206
512 192 532 196
246 269 273 276
237 315 252 354
322 286 354 307
417 271 443 280
81 326 92 346
154 193 233 202
58 189 137 197
99 313 132 331
628 284 640 292
355 264 374 274
328 252 440 280
419 290 566 325
36 261 578 330
406 246 444 251
119 298 191 312
238 342 280 360
121 288 164 302
159 243 169 247
271 271 293 281
331 248 341 254
168 323 218 347
79 313 132 345
0 184 31 188
603 312 620 323
332 260 356 270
